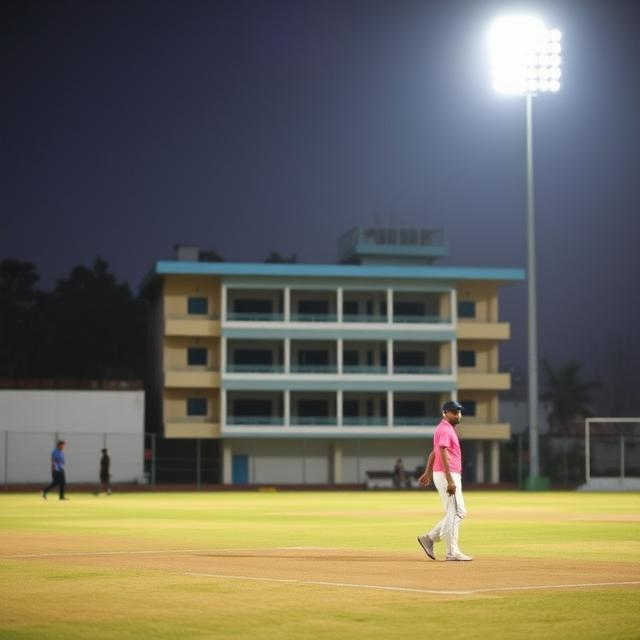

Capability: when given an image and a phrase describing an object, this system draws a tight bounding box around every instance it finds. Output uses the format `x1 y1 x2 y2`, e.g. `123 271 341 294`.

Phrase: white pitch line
183 572 471 595
183 572 640 596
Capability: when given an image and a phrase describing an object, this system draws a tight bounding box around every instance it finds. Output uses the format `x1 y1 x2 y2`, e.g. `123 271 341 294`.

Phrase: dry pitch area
1 491 639 639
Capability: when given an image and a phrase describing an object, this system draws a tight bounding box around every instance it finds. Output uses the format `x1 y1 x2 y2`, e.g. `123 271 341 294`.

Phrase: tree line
0 258 146 381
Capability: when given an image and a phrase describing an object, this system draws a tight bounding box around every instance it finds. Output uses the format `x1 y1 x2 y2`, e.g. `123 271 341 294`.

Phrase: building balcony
457 371 511 390
164 368 220 388
457 321 510 340
223 313 452 327
165 315 220 337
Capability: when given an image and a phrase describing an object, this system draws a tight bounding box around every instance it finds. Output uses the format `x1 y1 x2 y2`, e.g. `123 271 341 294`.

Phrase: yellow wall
164 336 219 369
456 282 499 322
164 275 221 318
164 388 220 421
457 341 500 373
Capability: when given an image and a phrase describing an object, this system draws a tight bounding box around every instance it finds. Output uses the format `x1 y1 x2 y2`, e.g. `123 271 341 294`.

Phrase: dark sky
2 0 639 412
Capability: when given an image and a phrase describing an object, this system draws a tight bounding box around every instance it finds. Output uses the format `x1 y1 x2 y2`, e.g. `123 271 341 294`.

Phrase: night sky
2 0 639 412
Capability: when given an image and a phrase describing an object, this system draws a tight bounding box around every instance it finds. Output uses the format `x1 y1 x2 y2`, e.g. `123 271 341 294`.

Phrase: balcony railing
226 416 284 425
393 366 451 375
342 365 387 374
223 416 440 427
393 315 451 324
290 416 338 426
290 313 337 322
223 311 450 324
290 364 338 374
394 416 440 426
342 416 388 426
226 364 285 373
342 314 387 323
222 364 450 375
226 312 284 322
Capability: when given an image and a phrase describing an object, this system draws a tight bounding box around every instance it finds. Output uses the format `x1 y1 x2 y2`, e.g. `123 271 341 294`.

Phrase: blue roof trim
151 261 524 282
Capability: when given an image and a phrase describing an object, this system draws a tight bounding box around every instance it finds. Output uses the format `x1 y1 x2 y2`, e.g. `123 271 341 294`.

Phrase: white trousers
427 471 467 557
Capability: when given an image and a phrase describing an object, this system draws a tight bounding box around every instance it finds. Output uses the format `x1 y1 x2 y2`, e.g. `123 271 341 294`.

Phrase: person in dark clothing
99 448 111 495
42 440 67 500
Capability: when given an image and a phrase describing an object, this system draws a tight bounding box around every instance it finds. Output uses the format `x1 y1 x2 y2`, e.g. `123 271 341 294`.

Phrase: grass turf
1 491 639 639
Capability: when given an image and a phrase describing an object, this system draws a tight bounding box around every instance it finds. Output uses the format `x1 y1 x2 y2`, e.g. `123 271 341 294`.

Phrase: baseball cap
442 400 464 413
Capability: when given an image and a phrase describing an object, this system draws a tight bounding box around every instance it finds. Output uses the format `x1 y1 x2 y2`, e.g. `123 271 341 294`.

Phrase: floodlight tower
488 16 562 489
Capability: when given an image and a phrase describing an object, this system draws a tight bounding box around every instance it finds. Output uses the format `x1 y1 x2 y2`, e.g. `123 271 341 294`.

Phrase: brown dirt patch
3 532 639 597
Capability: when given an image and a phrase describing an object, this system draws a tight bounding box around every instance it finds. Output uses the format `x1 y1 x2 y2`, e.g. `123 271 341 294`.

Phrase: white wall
0 391 144 484
224 438 427 485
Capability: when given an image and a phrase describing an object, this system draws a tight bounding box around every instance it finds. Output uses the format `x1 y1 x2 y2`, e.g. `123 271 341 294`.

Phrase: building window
188 297 208 315
458 350 476 367
460 400 477 416
187 398 207 416
458 301 476 318
187 347 208 366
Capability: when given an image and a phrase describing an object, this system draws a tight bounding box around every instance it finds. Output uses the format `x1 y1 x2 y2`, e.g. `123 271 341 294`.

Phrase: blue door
232 454 249 484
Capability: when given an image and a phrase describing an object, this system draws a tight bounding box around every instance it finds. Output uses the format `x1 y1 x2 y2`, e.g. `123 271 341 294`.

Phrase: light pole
489 16 562 488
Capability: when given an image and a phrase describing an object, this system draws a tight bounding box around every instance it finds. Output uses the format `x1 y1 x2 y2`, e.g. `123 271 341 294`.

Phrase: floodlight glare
489 16 562 95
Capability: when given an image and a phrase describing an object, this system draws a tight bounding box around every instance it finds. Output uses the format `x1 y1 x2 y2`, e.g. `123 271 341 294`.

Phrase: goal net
580 418 640 491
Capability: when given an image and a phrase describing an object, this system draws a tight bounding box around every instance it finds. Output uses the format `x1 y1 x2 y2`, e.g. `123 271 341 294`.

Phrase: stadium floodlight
488 16 562 489
489 16 562 96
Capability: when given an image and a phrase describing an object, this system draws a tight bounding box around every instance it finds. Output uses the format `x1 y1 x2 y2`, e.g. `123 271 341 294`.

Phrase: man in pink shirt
417 400 472 561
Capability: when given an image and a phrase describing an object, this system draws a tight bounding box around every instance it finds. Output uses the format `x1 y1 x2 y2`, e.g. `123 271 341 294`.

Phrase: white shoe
417 535 435 560
445 552 473 561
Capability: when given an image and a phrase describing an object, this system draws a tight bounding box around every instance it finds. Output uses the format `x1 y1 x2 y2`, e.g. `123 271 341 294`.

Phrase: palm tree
540 359 601 485
541 359 601 433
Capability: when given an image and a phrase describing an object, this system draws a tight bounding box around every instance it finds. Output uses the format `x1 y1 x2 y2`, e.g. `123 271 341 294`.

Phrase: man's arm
418 451 435 487
440 446 456 495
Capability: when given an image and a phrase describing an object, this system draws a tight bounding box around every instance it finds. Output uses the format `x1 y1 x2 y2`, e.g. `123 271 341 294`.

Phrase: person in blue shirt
42 440 68 500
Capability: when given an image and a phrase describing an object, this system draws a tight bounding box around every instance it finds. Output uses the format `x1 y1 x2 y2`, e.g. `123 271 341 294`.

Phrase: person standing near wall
42 440 68 500
98 448 111 495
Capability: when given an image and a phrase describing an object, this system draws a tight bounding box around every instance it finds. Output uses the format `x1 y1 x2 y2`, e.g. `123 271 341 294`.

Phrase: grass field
1 490 639 639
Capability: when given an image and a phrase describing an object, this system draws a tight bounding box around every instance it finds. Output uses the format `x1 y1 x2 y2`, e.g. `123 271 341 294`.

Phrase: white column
387 339 393 374
337 389 343 427
221 337 227 375
337 338 343 374
221 388 227 429
284 390 290 427
223 442 232 484
284 286 290 322
221 283 227 323
284 338 291 374
333 443 343 484
490 440 500 484
387 390 393 428
387 288 393 323
475 442 485 483
337 287 343 323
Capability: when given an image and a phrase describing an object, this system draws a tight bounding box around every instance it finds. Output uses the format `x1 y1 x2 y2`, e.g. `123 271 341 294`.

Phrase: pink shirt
433 419 462 473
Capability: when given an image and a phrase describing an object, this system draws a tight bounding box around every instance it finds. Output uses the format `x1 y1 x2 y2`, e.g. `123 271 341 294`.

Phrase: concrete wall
0 391 144 484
